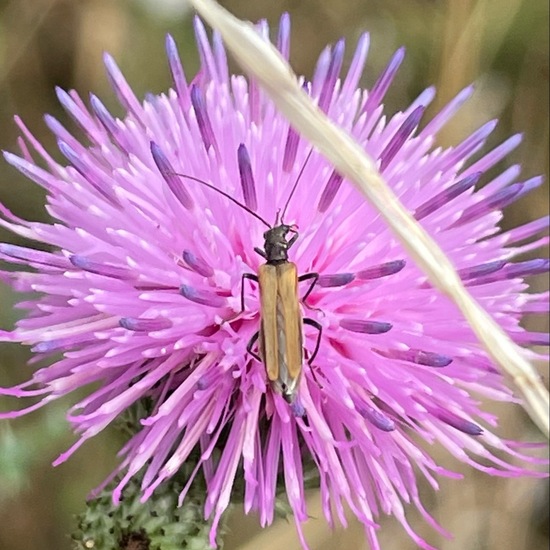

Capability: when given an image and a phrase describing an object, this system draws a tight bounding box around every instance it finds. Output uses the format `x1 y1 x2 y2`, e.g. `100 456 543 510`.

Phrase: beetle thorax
263 225 291 264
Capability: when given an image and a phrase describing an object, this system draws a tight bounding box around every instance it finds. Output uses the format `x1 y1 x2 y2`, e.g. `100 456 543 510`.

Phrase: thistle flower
1 14 548 550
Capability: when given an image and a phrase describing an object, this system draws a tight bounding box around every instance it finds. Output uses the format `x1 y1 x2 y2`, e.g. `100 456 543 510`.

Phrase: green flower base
72 474 229 550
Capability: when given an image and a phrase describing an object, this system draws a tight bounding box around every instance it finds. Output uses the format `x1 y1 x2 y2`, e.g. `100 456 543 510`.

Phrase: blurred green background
0 1 548 549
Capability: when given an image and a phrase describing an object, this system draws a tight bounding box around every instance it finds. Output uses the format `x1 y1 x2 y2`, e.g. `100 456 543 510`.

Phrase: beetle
153 143 324 404
242 219 322 403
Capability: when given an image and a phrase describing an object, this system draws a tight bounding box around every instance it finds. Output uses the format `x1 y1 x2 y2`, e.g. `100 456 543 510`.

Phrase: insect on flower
0 13 548 550
151 143 333 406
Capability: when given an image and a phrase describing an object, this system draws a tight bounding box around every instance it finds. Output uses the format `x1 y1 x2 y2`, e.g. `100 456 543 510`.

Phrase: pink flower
1 14 547 550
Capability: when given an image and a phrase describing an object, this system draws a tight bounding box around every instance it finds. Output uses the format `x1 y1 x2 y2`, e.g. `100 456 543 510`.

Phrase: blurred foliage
0 1 548 550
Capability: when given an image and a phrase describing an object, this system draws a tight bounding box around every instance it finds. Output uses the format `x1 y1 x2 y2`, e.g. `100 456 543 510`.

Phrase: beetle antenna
168 172 271 228
280 147 314 222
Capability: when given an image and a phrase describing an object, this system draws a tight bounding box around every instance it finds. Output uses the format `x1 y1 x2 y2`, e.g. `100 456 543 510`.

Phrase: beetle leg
303 317 322 365
298 272 319 302
286 230 299 250
221 273 258 325
298 272 320 312
240 273 259 313
303 318 324 394
254 247 267 259
246 331 262 362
